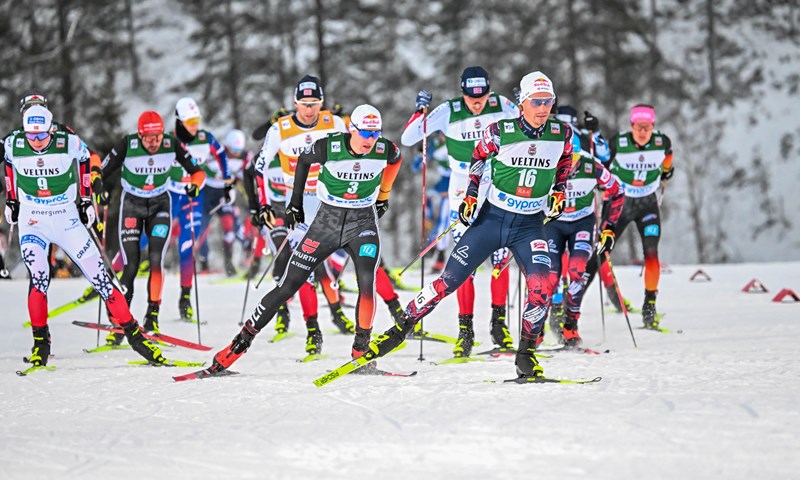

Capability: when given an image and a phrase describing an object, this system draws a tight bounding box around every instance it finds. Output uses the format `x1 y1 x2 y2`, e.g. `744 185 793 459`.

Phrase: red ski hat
138 111 164 136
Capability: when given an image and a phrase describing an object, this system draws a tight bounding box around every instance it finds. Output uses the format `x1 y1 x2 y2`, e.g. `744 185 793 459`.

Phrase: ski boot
453 314 475 358
606 285 632 312
330 302 356 334
199 258 210 274
179 287 194 321
106 318 125 346
123 321 166 365
212 320 259 371
642 290 659 329
274 303 291 333
386 297 404 324
224 257 237 277
366 312 415 360
29 326 51 366
561 311 582 347
515 337 544 379
143 301 160 333
305 315 323 355
350 327 379 373
490 305 514 348
548 300 565 335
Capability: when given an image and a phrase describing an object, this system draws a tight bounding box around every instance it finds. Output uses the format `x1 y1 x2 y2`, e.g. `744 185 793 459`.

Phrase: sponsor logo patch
550 123 560 134
503 122 514 133
643 224 660 236
359 243 377 258
152 224 169 238
576 231 590 241
20 234 47 249
124 217 137 229
331 142 341 153
532 254 551 265
530 240 548 252
301 238 319 254
359 230 377 237
574 242 593 252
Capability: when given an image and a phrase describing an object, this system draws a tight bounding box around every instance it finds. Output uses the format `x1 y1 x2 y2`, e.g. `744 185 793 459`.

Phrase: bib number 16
518 169 537 188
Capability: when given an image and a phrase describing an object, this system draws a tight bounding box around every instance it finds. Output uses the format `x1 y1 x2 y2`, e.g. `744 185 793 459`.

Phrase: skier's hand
185 182 200 198
415 90 432 111
78 197 96 227
223 183 235 204
285 203 304 230
583 110 600 131
4 199 19 225
544 190 566 224
597 227 616 256
258 204 276 229
94 189 110 207
458 194 478 226
375 200 389 218
661 165 674 181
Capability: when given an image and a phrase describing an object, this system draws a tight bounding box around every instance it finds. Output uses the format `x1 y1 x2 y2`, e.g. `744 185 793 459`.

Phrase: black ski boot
366 313 415 360
330 302 355 334
350 326 378 373
490 305 514 348
453 314 475 358
548 301 565 335
213 320 259 370
179 286 194 321
515 337 544 378
29 326 51 366
143 302 160 333
305 315 323 355
123 321 166 365
386 297 404 324
274 303 291 333
642 290 659 329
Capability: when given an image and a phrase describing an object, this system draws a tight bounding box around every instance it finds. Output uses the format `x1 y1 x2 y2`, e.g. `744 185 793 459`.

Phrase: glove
331 103 344 116
661 165 674 181
544 190 566 223
458 194 478 226
597 227 616 256
78 198 96 227
185 183 200 198
583 110 600 131
375 200 389 218
258 204 276 229
415 90 432 111
223 184 235 204
285 203 304 230
4 199 19 225
270 107 288 124
250 208 260 226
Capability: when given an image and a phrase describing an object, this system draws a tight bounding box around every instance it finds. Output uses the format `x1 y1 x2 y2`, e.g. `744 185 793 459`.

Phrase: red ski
72 321 212 351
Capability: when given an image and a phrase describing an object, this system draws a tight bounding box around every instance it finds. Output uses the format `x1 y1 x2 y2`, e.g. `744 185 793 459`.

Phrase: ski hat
294 75 324 101
138 111 164 136
19 89 48 113
224 129 247 153
349 104 382 131
555 105 578 126
460 66 490 98
23 105 53 133
176 97 202 122
630 104 656 124
519 71 555 102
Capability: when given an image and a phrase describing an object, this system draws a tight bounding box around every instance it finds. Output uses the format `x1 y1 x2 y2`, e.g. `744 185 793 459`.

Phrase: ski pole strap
398 219 459 277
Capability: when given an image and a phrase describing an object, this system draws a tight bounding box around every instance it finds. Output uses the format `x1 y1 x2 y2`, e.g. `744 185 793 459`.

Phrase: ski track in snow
1 262 799 479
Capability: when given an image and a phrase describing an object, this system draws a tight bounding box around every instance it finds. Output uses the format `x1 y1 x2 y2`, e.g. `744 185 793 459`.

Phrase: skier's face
521 93 555 128
295 97 323 125
349 126 381 154
631 122 654 146
463 93 490 115
141 133 164 154
25 132 51 152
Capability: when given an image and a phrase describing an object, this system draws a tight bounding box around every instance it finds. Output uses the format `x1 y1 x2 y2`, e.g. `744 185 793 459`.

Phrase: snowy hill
1 261 798 479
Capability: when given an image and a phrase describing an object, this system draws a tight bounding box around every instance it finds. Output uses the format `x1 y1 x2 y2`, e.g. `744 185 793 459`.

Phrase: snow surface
1 261 799 479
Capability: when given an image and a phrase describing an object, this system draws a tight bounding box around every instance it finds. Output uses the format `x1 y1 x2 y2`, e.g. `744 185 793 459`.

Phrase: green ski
16 365 57 376
128 359 207 367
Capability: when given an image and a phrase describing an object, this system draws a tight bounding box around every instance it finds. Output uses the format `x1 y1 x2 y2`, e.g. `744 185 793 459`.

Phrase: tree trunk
56 0 75 123
706 0 717 96
224 0 241 127
566 0 582 106
124 0 140 92
314 0 326 87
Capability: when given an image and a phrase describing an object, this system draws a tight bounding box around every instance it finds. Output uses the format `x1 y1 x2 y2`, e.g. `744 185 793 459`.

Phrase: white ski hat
224 129 247 153
175 97 201 121
350 104 382 130
23 105 53 133
519 71 555 102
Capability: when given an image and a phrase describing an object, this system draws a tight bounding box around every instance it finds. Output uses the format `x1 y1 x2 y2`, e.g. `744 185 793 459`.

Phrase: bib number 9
37 177 48 190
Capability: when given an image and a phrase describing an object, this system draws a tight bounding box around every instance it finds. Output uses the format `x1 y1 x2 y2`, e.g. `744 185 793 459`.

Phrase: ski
349 366 418 377
313 342 408 387
484 376 603 385
83 345 131 354
387 267 421 292
72 321 212 351
407 325 475 346
23 355 55 364
537 345 610 355
128 359 206 367
637 325 682 334
433 356 485 365
268 331 296 343
296 353 328 363
173 368 239 382
16 365 57 376
174 317 208 326
47 290 99 320
476 347 516 356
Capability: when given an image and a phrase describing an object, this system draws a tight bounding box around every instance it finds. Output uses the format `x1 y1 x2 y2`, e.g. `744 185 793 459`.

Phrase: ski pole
605 253 638 348
238 235 258 326
188 199 203 345
398 219 459 277
418 107 428 363
255 233 290 289
593 187 606 343
96 205 108 347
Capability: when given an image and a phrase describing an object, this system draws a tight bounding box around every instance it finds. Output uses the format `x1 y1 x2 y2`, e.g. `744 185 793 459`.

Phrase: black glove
375 200 389 218
661 166 674 181
415 90 432 111
583 110 600 131
4 199 19 225
223 183 234 204
258 204 276 229
250 208 260 227
185 183 200 198
285 203 304 230
78 197 96 227
597 226 616 256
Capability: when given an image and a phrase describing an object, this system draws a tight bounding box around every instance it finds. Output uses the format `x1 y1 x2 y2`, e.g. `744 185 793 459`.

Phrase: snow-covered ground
1 261 798 479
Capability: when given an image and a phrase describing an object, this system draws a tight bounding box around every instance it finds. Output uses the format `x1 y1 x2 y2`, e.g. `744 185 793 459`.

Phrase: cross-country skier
4 106 166 368
208 104 402 372
101 111 206 337
400 66 519 357
354 71 573 379
218 129 251 276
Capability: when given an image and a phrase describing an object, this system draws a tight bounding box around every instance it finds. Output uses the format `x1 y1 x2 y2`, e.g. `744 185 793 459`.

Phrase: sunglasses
354 128 381 140
526 97 556 107
296 99 323 108
182 117 201 127
141 133 163 142
25 132 50 141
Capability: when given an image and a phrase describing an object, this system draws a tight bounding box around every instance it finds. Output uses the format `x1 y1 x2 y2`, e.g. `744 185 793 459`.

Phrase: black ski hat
294 75 324 101
19 88 48 113
460 66 490 98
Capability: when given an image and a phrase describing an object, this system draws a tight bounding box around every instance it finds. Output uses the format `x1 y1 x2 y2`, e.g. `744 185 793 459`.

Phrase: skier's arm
400 102 450 147
499 95 520 117
377 142 402 202
595 160 624 227
661 135 674 182
552 126 574 193
207 132 230 181
465 123 502 197
605 133 619 169
101 136 130 178
257 124 281 206
333 115 348 133
3 137 16 201
290 137 328 207
242 160 260 212
71 135 92 198
174 137 206 189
